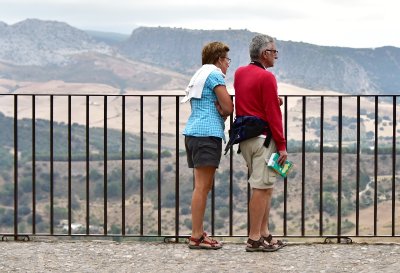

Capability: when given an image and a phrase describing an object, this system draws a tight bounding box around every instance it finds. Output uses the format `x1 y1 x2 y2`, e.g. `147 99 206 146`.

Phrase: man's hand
278 96 283 106
277 150 288 166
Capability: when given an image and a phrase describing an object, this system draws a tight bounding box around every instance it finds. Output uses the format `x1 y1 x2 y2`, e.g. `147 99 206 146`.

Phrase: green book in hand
266 153 294 178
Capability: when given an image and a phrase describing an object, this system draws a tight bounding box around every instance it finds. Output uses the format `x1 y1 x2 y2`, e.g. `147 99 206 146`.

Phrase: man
234 34 287 252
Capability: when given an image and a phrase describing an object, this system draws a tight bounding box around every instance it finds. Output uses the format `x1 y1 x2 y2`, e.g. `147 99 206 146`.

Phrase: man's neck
250 60 266 69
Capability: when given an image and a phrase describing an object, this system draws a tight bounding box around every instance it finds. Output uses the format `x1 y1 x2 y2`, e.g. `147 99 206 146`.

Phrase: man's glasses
264 49 279 54
221 57 231 64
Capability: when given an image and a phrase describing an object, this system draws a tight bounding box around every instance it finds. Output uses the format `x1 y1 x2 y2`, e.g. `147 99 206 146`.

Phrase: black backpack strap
263 126 272 148
224 117 243 155
224 116 271 155
224 134 233 155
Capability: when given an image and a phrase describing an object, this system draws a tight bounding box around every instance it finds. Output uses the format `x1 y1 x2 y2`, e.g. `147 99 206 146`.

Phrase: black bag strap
224 116 271 155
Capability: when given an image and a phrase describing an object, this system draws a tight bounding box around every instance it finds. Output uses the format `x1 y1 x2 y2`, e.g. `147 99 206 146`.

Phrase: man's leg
191 166 216 239
248 188 269 241
260 188 273 237
261 188 285 246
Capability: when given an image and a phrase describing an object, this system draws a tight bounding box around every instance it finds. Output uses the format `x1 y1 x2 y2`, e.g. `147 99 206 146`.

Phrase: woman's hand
215 101 229 120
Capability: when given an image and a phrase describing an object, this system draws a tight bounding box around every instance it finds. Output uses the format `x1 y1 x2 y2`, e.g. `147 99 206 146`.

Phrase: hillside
119 27 400 94
1 19 400 94
0 20 189 91
0 19 112 66
0 53 188 91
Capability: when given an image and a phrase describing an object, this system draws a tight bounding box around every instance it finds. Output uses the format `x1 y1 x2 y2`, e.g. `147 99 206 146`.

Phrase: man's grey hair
249 34 275 60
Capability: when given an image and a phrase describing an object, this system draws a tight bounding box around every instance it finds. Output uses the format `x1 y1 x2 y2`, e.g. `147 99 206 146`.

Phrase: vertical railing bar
157 96 162 236
319 96 324 236
50 95 54 235
284 96 288 236
68 95 72 235
374 96 378 236
337 96 343 242
211 179 215 235
122 96 126 236
32 95 36 234
247 176 250 236
13 95 18 238
140 96 144 236
392 96 396 236
175 96 180 240
104 96 108 236
85 95 90 235
356 96 361 236
229 111 234 236
301 96 306 236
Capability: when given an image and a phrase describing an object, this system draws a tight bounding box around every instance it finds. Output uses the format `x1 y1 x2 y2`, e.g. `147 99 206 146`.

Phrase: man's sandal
188 233 222 250
245 237 279 252
263 234 287 248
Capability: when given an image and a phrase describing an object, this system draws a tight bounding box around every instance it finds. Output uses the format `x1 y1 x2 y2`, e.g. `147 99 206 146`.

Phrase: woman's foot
188 232 222 250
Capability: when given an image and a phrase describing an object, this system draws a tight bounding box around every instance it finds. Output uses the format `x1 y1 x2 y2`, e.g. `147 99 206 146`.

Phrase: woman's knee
194 181 213 193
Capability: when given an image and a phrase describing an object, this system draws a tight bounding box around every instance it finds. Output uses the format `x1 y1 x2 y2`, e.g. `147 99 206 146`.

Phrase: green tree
163 192 176 208
108 181 121 199
218 207 229 218
144 170 158 190
323 192 337 216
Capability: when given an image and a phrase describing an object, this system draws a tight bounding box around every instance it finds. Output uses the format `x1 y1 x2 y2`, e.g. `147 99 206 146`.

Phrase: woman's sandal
188 233 222 250
263 234 287 248
203 232 223 246
245 237 279 252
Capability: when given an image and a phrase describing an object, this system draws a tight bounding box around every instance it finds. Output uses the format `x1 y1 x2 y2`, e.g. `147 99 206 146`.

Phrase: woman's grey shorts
185 136 222 168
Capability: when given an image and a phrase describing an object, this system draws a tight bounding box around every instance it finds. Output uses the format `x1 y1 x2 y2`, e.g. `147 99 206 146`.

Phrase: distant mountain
0 20 188 90
275 42 400 94
119 27 400 94
118 27 254 83
0 19 112 66
85 30 130 45
1 19 400 94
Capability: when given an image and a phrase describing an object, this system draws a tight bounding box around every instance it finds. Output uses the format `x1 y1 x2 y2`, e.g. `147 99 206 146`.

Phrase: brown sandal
245 237 279 252
263 234 287 248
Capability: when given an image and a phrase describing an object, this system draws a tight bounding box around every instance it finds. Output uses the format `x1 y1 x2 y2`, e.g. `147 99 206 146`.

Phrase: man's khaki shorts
239 137 277 189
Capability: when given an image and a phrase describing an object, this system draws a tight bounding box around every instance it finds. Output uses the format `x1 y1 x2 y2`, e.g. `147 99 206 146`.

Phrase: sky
1 0 399 48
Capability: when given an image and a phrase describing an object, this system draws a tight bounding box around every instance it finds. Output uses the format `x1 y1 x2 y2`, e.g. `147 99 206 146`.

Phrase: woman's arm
214 85 234 117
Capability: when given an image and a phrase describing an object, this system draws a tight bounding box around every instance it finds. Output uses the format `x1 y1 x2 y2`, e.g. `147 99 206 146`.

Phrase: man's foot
262 234 287 248
245 237 279 252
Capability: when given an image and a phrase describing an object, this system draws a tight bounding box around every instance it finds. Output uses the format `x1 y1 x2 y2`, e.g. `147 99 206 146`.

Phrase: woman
182 41 233 250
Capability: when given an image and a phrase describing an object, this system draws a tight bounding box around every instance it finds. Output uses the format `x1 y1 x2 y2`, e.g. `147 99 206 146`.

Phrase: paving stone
0 240 399 272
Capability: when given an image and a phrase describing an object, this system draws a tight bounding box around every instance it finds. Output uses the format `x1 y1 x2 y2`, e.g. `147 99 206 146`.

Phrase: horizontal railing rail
0 94 398 242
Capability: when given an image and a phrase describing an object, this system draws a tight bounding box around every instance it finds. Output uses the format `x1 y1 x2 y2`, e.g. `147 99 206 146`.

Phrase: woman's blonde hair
202 41 230 65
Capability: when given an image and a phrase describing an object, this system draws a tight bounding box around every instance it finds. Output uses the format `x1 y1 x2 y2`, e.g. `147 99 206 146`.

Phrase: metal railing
0 94 398 242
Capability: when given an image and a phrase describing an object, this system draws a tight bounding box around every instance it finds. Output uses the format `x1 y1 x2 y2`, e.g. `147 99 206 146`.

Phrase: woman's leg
191 166 216 238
